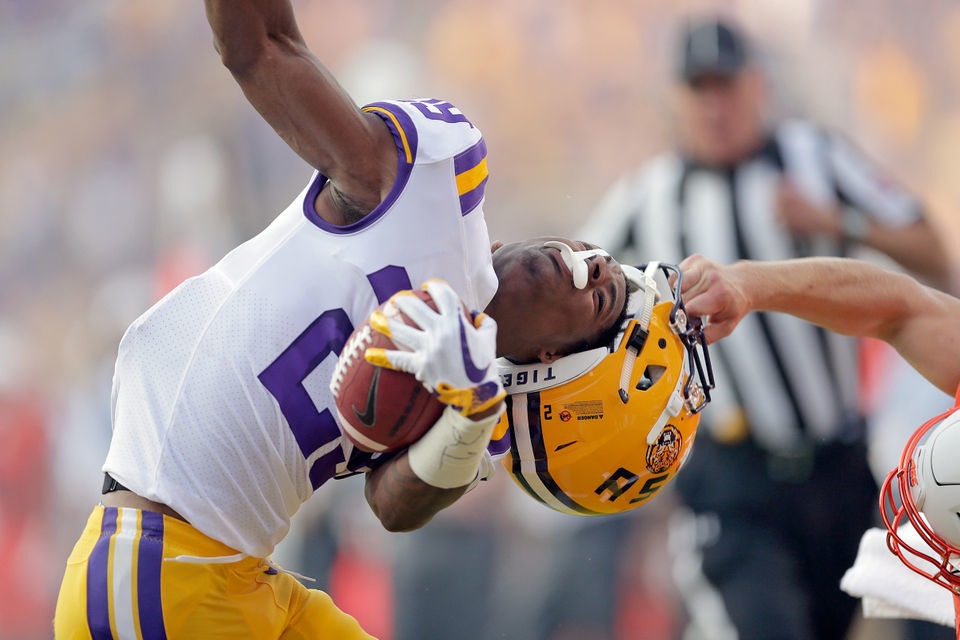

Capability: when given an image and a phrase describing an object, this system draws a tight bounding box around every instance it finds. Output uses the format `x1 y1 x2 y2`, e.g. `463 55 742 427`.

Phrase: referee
580 18 950 640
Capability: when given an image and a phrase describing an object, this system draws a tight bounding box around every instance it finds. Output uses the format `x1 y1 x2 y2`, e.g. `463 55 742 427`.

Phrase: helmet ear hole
636 365 666 391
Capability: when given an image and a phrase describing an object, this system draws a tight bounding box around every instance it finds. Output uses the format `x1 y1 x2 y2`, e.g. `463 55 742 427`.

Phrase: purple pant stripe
453 137 487 175
87 507 118 640
459 176 488 215
137 511 167 640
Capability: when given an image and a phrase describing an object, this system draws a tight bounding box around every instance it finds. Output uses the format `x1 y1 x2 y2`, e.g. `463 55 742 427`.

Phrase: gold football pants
54 506 376 639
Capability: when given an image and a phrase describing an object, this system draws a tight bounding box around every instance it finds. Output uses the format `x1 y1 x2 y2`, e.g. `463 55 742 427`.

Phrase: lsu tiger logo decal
646 424 682 474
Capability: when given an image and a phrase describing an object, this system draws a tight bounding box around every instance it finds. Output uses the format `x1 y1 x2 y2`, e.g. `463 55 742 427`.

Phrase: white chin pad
543 241 610 289
623 263 660 318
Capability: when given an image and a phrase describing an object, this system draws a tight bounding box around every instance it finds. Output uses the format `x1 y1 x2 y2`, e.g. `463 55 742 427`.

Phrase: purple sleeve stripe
459 176 488 216
137 511 167 640
455 137 488 215
303 101 419 234
86 507 118 640
454 137 487 175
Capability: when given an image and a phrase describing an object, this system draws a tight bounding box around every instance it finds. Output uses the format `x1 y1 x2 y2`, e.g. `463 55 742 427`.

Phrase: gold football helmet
498 261 714 515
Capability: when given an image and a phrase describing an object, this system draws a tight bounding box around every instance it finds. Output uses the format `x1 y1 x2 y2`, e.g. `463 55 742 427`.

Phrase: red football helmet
880 394 960 635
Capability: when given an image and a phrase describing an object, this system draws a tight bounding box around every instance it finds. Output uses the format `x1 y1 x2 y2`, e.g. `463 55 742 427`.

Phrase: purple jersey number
405 99 474 128
258 267 412 490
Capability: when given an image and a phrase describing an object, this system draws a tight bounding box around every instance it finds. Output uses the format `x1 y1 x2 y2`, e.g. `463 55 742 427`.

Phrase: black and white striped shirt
580 120 923 451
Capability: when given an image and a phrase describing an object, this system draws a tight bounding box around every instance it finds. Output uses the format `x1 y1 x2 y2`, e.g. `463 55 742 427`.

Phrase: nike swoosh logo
459 314 489 384
352 367 381 428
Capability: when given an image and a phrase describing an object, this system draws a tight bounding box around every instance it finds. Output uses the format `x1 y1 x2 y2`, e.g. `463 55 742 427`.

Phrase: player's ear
490 241 503 254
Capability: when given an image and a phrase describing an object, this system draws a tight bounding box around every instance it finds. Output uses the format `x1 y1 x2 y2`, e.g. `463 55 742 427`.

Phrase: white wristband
462 450 497 494
407 406 500 489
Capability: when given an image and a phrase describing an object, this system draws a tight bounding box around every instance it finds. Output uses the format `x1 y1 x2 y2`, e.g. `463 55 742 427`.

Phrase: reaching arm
204 0 395 218
678 254 960 395
776 183 950 289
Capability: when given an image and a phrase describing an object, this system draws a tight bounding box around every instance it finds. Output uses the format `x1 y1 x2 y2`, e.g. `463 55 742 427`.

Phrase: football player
53 1 639 638
677 254 960 630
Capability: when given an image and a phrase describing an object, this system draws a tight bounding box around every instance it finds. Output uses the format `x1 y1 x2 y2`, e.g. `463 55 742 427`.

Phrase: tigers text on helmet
881 404 960 604
497 262 715 516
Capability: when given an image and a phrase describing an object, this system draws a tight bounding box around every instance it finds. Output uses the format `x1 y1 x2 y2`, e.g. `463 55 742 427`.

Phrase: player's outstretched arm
204 0 395 215
679 254 960 395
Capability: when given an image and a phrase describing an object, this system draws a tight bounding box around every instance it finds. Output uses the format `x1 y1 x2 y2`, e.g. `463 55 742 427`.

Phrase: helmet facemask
881 408 960 597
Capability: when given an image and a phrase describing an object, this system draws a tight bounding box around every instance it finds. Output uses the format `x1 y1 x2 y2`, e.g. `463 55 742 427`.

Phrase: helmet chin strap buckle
617 323 650 404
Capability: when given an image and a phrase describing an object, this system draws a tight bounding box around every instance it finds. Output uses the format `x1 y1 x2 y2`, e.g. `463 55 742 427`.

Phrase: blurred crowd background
4 0 960 638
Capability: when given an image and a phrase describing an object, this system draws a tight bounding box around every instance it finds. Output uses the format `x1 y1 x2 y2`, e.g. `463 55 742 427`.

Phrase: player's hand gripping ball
330 280 504 452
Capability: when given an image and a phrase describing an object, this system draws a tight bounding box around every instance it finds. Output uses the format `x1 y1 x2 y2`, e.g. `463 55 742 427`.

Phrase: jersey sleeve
826 131 923 226
367 98 488 216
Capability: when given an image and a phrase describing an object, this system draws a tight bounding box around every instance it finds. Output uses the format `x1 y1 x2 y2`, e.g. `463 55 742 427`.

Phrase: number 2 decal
258 266 412 489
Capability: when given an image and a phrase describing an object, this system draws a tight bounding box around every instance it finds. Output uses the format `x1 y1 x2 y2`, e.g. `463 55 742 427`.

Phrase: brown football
331 289 453 452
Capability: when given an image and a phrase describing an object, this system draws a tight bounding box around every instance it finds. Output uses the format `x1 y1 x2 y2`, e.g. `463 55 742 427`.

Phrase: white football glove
365 279 506 417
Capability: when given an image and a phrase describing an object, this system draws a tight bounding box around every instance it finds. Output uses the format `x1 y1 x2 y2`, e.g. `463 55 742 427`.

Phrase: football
330 289 449 453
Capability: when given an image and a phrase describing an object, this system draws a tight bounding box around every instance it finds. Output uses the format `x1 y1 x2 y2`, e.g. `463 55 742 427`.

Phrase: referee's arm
845 217 948 289
826 132 950 288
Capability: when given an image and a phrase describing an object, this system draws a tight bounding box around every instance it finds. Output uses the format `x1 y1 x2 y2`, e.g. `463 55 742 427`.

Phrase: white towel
840 526 956 628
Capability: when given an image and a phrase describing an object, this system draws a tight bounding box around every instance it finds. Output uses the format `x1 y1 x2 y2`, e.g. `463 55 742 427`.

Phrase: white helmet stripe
507 394 573 513
506 394 600 515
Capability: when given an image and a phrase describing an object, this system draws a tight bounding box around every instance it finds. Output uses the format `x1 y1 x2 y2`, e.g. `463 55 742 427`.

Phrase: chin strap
617 262 662 404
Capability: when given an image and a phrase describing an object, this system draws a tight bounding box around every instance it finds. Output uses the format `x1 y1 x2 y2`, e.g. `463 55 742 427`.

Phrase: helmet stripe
507 394 571 511
505 395 550 508
510 392 603 516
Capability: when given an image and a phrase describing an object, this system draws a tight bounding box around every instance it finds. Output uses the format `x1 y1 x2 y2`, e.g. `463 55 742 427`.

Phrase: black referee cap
679 18 751 83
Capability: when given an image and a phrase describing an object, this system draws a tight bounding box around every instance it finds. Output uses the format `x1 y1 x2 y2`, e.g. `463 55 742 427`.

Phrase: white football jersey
104 99 498 558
